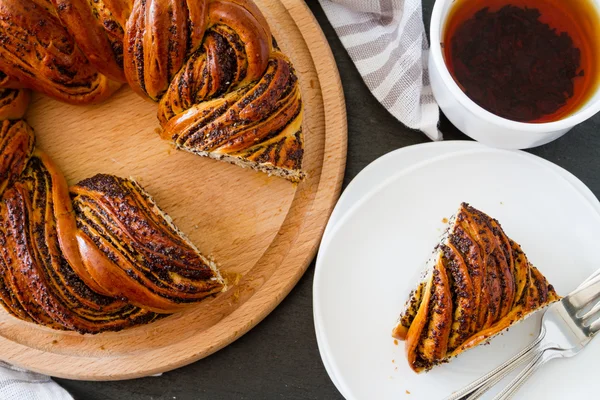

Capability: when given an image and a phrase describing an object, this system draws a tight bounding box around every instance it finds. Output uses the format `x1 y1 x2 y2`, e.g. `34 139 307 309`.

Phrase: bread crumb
392 359 395 363
442 217 448 223
394 339 398 345
406 390 411 394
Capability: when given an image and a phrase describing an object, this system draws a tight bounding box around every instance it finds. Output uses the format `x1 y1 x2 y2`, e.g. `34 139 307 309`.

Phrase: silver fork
446 269 600 400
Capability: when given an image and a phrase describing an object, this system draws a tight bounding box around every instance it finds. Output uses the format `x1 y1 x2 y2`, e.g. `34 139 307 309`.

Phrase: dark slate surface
56 0 600 399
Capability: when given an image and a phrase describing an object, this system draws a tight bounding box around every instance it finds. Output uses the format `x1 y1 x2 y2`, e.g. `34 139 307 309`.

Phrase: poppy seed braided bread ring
0 0 304 181
0 0 301 333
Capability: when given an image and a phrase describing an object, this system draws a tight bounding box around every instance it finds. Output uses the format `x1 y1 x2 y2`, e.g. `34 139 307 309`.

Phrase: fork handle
445 327 547 400
493 349 557 400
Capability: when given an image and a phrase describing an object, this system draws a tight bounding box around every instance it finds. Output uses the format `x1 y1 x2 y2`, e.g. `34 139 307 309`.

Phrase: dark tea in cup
442 0 600 123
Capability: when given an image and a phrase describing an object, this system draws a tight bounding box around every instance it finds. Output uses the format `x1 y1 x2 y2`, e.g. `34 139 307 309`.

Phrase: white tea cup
429 0 600 149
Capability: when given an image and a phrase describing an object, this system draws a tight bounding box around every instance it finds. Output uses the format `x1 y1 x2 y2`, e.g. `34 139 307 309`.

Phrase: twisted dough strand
0 0 299 333
70 174 224 313
51 0 132 82
0 119 224 332
0 0 122 104
0 90 31 121
0 120 35 194
0 0 303 180
123 0 272 101
0 151 160 333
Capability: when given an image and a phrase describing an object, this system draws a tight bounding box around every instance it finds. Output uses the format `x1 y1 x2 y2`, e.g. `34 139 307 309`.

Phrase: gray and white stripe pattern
319 0 441 140
0 362 72 400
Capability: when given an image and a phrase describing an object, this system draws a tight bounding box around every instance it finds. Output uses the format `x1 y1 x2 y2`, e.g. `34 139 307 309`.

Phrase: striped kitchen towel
318 0 441 140
0 362 72 400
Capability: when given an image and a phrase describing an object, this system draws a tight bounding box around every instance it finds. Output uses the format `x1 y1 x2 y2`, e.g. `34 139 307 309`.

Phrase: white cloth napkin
0 362 72 400
318 0 441 140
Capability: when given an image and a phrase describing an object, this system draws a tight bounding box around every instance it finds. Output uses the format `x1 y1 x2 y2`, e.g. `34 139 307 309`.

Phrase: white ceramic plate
316 141 600 394
314 144 600 399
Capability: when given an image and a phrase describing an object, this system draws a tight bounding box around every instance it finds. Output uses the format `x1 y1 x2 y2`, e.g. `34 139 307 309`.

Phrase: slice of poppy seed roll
0 151 159 333
69 174 226 313
393 203 559 372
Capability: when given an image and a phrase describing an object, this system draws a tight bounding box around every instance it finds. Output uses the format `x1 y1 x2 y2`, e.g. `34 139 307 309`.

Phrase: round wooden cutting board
0 0 346 380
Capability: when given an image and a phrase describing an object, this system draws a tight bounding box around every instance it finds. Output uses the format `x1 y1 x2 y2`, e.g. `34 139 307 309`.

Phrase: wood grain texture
0 0 346 380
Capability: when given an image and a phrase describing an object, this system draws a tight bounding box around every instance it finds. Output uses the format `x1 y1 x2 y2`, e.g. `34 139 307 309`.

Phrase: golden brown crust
32 150 110 296
0 120 35 196
0 189 67 328
404 272 433 370
0 253 34 322
417 257 452 364
51 0 132 82
460 207 503 328
123 0 270 101
124 0 199 100
0 0 121 104
161 50 304 181
483 213 515 320
0 70 24 90
70 174 225 313
0 89 31 121
393 281 426 341
441 243 475 351
451 262 559 356
394 203 560 372
0 152 159 333
511 240 530 309
449 222 485 334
